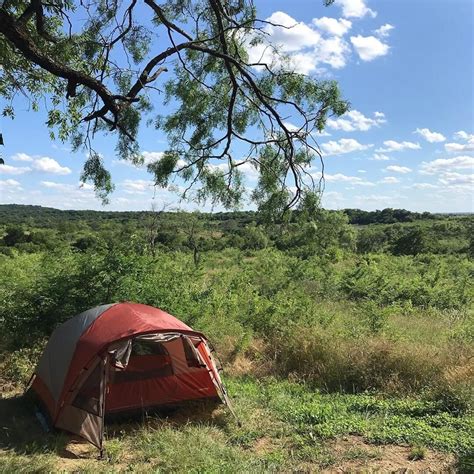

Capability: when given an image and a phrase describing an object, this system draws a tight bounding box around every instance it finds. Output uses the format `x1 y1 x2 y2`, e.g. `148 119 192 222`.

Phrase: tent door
55 356 108 449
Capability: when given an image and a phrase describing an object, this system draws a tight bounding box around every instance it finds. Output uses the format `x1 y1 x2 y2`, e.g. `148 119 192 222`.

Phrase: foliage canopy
0 0 347 210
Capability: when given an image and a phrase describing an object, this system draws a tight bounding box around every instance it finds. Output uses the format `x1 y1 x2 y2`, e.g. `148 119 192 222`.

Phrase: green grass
1 376 471 472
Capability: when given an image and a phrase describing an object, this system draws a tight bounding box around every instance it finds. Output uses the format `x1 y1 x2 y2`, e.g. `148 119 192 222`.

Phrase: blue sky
0 0 473 212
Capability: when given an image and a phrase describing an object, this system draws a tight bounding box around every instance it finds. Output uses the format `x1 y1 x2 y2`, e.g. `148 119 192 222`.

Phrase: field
0 205 473 472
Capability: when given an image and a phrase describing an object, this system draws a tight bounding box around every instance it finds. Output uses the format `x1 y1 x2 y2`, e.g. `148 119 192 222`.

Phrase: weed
408 445 426 461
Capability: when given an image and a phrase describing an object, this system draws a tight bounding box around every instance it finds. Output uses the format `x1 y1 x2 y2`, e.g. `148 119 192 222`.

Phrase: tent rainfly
27 302 233 454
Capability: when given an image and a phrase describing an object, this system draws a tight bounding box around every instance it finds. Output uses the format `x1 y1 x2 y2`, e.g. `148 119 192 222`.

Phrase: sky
0 0 473 212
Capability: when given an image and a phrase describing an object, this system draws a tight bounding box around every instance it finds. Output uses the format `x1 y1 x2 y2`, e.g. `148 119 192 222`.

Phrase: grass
0 376 472 472
408 445 426 461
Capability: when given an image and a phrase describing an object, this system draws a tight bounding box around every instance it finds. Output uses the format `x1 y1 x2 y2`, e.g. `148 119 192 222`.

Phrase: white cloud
0 179 22 190
41 181 69 190
32 157 71 175
350 35 389 61
41 180 95 192
420 155 474 174
414 128 446 143
315 36 352 69
2 154 71 175
374 24 394 38
321 138 372 156
247 8 388 75
357 169 366 173
411 183 438 190
380 176 400 184
354 194 395 205
11 152 34 162
438 172 473 188
312 17 352 36
264 11 321 52
377 140 421 152
0 164 32 175
142 151 165 166
247 13 349 75
325 173 374 186
453 130 473 141
386 165 412 174
336 0 376 19
122 179 155 194
327 109 386 132
445 142 474 153
445 131 474 152
371 153 390 161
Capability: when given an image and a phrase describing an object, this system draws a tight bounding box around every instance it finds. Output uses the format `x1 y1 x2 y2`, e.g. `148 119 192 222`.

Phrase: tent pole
23 373 36 395
98 355 109 460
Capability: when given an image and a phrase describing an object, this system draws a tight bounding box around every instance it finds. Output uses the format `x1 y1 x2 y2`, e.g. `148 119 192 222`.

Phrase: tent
28 302 231 454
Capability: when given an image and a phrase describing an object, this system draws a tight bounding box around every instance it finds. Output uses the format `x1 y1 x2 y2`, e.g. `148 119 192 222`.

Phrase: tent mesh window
131 340 169 356
72 363 102 416
182 337 205 368
111 340 173 383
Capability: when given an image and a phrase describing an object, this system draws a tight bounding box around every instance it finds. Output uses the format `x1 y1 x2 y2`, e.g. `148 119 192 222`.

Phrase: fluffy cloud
444 131 474 152
321 138 373 156
411 183 438 190
32 157 71 175
327 110 386 132
5 153 71 175
41 181 69 190
414 128 446 143
444 142 474 153
122 179 155 194
453 130 473 141
336 0 376 19
374 23 394 38
0 164 31 175
0 179 22 190
246 8 390 75
354 194 395 205
264 11 321 52
437 172 473 192
325 173 374 186
380 176 400 184
350 35 389 61
371 153 390 161
41 181 93 192
11 153 34 162
312 17 352 36
420 155 474 174
376 140 421 152
386 165 412 174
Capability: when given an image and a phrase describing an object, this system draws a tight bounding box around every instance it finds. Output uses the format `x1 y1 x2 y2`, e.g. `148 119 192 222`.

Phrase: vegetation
0 205 473 471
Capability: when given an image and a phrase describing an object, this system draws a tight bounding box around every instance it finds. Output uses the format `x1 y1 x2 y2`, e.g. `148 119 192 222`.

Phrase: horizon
1 202 473 216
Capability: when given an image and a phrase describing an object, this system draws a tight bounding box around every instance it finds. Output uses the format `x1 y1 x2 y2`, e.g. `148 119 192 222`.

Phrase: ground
1 377 471 473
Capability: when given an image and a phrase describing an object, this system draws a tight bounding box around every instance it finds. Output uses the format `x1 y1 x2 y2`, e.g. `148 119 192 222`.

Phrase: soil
323 435 456 473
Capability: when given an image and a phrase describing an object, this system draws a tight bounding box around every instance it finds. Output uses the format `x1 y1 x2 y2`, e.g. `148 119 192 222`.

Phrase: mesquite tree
0 0 348 212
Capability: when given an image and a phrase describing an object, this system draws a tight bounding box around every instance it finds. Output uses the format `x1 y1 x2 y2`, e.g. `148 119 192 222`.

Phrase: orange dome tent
28 302 231 454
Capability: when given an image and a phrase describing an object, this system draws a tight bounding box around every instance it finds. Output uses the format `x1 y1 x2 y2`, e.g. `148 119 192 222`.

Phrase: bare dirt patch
324 435 456 473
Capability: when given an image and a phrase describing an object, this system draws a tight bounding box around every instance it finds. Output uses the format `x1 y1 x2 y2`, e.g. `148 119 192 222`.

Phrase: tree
2 225 30 247
0 0 347 211
145 202 171 257
391 227 428 256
